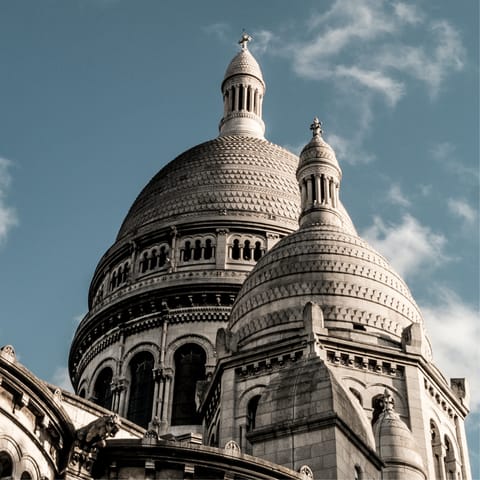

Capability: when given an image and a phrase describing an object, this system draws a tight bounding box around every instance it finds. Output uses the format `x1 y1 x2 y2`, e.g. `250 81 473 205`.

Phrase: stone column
216 229 229 269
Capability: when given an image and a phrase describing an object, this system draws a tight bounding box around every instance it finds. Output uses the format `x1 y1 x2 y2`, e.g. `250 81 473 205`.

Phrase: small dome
374 392 425 476
298 119 341 176
223 48 264 87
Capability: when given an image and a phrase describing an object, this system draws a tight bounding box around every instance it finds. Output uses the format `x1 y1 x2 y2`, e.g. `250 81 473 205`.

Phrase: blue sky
0 0 478 475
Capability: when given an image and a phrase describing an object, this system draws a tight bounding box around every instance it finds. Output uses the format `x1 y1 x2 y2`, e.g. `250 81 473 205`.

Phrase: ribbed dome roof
228 223 423 349
223 49 264 86
117 135 300 239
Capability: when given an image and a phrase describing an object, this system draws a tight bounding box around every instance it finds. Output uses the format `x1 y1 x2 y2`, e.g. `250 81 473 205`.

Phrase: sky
0 0 478 475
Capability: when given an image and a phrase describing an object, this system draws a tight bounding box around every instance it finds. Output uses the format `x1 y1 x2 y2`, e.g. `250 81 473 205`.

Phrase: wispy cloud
362 214 447 279
0 158 18 245
420 286 479 409
50 366 73 393
387 183 411 207
447 198 478 228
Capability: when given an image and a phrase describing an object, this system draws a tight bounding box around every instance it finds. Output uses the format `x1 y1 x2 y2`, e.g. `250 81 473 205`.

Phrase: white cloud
420 286 480 409
362 214 447 279
250 29 274 55
447 198 478 227
203 22 230 42
0 158 18 245
387 183 411 207
50 366 74 393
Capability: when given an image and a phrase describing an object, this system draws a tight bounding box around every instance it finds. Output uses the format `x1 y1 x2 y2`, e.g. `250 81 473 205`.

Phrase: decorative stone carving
224 440 241 456
0 345 16 361
69 414 120 475
299 465 314 479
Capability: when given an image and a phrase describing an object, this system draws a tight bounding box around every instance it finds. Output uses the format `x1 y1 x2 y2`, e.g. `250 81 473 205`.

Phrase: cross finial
310 117 323 137
239 31 252 51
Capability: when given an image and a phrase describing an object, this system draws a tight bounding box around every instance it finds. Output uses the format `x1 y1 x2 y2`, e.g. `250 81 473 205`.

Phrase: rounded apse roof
117 135 300 240
228 223 424 349
223 48 264 86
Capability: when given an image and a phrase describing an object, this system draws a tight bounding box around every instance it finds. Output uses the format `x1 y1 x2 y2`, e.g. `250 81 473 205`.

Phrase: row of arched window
181 238 215 262
431 420 461 479
230 238 264 261
0 452 31 479
139 245 169 274
87 344 207 429
109 261 130 291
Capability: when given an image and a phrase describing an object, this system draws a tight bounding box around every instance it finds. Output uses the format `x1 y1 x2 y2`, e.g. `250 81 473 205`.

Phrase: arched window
159 246 167 267
246 395 261 432
243 240 251 260
93 367 113 410
0 452 13 479
171 344 206 426
371 394 383 425
253 241 262 261
20 472 32 480
140 252 149 273
193 239 202 260
183 241 192 261
444 435 457 479
231 239 240 260
150 249 158 270
122 262 129 282
430 420 442 479
127 352 155 428
204 239 213 260
110 271 117 290
79 388 86 398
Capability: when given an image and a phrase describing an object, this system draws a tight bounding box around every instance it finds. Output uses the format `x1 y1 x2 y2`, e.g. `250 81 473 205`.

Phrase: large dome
117 135 299 240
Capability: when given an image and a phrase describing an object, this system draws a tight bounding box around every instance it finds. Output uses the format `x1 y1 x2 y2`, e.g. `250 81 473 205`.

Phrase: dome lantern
219 32 266 138
297 118 343 228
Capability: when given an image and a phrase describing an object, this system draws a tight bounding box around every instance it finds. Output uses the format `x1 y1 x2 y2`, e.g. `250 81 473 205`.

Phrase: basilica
0 34 471 479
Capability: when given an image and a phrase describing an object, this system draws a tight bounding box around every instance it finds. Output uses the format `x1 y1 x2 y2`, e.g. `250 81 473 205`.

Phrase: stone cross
239 31 252 50
310 117 323 137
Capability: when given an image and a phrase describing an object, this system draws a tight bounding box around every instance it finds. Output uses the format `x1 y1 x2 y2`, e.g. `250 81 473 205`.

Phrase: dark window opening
122 263 129 282
127 352 155 428
93 367 113 410
320 174 325 203
231 87 236 110
311 174 317 203
183 241 192 261
20 472 32 480
141 252 149 273
246 87 251 111
243 240 251 260
79 388 86 398
110 271 117 290
204 239 213 260
159 246 167 267
232 239 241 260
150 250 158 269
254 241 263 261
171 344 206 425
0 452 13 479
371 395 384 425
238 86 244 111
193 239 202 260
246 395 261 432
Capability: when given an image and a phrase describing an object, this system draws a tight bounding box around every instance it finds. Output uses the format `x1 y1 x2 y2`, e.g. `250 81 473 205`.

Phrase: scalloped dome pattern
229 224 423 348
117 136 300 239
223 49 264 84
